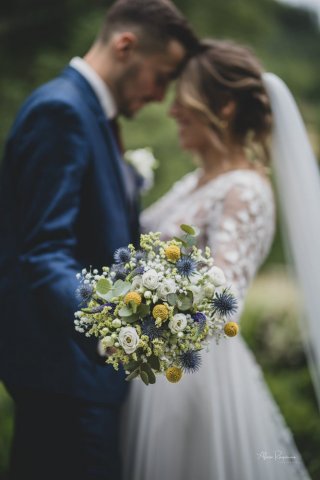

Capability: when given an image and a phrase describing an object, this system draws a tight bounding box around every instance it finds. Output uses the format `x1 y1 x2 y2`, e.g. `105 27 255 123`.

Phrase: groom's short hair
98 0 199 54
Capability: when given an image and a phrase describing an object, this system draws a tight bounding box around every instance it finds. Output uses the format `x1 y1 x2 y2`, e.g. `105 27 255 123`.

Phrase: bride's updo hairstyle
177 39 272 162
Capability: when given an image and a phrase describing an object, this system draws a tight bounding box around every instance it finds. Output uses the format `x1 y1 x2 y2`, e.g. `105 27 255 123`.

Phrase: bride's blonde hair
177 39 273 164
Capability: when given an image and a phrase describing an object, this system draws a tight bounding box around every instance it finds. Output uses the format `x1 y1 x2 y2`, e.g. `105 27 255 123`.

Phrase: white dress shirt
70 56 117 120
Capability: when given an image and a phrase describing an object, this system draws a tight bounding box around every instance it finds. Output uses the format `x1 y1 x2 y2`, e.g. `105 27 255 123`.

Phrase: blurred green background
1 0 320 478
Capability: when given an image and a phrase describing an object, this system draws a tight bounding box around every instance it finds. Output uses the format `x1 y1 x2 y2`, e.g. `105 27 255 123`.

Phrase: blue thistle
114 247 131 264
179 350 202 373
212 289 238 317
135 250 146 262
176 256 197 277
132 265 145 276
111 264 128 281
191 312 207 331
141 317 165 340
76 283 93 303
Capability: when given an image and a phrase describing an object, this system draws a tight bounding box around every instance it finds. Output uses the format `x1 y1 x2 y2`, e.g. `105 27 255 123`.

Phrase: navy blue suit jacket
0 66 140 404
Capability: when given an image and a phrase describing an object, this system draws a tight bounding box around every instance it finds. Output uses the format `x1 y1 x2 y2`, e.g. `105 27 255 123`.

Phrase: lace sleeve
207 177 275 321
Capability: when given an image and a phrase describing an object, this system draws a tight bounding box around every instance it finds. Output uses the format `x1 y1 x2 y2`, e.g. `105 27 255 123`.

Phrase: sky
279 0 320 22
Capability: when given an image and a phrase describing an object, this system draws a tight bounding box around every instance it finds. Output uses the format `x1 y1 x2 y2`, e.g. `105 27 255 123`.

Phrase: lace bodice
141 169 275 320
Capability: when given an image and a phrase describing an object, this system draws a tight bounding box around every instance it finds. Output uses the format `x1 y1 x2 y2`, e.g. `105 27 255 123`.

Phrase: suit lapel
60 67 133 223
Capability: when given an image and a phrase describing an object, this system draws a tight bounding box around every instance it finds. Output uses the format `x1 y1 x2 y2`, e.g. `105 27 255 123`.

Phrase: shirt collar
69 56 117 120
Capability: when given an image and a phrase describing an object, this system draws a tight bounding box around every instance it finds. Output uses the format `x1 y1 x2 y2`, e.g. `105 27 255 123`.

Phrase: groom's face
115 39 186 118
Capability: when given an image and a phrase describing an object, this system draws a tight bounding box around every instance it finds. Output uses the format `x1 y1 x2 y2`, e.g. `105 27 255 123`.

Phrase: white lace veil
262 72 320 410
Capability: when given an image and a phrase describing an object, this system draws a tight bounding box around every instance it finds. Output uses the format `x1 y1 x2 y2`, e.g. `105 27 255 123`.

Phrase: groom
0 1 198 478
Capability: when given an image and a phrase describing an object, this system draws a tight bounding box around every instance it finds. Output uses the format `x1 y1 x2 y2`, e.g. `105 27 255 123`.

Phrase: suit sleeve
12 101 90 331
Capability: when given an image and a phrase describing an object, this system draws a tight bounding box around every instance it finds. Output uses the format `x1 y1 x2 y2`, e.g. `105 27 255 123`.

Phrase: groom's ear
112 32 138 61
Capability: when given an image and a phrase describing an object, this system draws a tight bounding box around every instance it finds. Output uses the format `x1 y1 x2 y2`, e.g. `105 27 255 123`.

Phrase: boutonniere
124 147 159 194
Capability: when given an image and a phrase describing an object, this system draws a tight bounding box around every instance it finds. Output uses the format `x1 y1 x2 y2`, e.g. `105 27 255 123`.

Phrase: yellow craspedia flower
124 291 142 305
224 321 239 337
166 366 183 383
165 245 181 262
152 304 169 321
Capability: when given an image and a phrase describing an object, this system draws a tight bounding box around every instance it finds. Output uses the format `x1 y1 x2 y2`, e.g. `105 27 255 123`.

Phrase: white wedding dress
121 168 311 480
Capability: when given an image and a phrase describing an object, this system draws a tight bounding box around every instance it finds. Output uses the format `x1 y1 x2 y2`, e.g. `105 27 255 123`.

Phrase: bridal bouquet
74 225 238 385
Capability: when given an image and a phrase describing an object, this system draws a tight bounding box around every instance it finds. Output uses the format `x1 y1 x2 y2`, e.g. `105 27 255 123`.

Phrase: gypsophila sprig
74 225 238 385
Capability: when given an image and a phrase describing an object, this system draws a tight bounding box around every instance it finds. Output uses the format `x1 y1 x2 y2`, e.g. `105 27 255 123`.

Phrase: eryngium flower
191 312 206 331
141 317 164 340
76 283 93 303
212 289 238 317
132 265 145 276
114 247 131 264
179 350 202 373
111 264 128 281
135 250 146 262
176 256 197 277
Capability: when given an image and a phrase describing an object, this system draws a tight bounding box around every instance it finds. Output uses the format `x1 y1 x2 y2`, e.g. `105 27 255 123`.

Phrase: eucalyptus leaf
167 293 178 306
137 303 150 318
96 278 112 295
118 306 133 317
140 370 149 386
112 280 131 297
126 361 141 371
101 290 115 301
148 355 161 371
141 363 156 384
177 294 193 311
125 368 140 381
185 290 194 301
125 313 140 324
180 224 196 236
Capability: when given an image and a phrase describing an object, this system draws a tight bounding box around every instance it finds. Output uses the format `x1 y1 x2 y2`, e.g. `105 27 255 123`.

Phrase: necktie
109 117 124 154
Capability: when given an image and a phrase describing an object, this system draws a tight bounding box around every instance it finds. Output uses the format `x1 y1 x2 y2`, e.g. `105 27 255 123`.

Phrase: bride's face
169 98 214 153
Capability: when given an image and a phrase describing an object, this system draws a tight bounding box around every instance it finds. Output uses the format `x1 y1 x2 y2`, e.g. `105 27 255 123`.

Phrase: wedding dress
121 168 311 480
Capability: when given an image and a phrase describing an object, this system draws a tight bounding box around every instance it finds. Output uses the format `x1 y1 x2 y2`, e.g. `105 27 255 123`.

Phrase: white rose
142 269 159 290
188 285 205 304
131 275 143 291
124 148 158 192
189 272 201 285
156 279 177 300
169 313 188 333
118 326 140 354
207 266 226 287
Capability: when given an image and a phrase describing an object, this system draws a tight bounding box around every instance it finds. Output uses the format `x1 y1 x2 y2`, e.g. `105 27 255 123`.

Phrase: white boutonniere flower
124 147 159 194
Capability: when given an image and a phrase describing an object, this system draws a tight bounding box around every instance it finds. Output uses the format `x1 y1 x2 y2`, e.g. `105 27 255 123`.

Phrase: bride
122 40 314 480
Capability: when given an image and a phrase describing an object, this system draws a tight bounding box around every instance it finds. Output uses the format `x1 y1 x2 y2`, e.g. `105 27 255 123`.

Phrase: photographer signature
257 450 297 463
